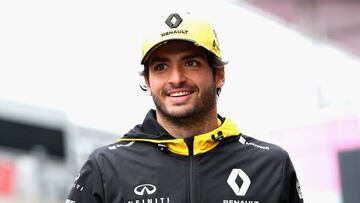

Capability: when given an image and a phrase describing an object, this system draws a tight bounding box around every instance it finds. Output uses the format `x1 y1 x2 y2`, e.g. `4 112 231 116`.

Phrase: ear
144 75 152 96
215 67 225 88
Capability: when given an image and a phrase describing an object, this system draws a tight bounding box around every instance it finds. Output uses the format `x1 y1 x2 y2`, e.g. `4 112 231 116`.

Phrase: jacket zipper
185 137 196 203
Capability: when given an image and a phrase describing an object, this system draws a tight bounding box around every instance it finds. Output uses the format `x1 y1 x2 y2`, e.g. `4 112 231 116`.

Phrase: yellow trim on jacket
118 118 240 156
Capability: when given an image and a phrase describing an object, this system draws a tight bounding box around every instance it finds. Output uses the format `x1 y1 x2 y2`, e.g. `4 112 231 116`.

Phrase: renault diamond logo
134 184 157 196
227 168 251 196
165 13 182 28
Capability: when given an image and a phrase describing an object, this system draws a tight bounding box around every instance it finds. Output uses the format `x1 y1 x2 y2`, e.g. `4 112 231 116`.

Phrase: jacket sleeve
282 151 304 203
66 154 105 203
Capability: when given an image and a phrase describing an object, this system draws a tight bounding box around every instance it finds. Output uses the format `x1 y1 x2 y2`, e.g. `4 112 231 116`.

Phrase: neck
156 110 219 138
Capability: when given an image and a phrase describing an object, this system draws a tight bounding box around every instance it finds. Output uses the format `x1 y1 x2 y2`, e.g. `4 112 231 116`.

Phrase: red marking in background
0 160 16 195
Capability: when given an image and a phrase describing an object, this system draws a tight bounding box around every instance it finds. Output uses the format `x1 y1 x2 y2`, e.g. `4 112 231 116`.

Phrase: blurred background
0 0 360 202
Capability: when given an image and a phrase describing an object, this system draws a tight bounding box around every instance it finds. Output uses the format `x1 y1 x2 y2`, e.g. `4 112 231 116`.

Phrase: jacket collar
119 109 241 156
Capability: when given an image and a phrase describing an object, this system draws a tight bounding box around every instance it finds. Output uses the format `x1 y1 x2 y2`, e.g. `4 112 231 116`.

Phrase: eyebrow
182 53 207 61
149 53 206 65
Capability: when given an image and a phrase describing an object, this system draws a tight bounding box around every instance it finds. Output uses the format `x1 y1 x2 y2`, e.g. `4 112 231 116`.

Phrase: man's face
145 40 224 121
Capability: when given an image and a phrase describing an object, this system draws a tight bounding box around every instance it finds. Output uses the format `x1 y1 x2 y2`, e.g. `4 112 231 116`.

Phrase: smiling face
144 40 224 123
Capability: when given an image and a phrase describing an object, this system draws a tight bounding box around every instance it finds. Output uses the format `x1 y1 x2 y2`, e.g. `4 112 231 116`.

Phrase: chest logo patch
134 184 157 196
227 168 251 196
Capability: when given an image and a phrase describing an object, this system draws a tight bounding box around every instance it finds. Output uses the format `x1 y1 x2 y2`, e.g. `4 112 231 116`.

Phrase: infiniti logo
134 184 157 196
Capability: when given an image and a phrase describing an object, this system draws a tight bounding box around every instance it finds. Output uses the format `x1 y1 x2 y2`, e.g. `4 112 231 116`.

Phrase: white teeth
169 91 190 97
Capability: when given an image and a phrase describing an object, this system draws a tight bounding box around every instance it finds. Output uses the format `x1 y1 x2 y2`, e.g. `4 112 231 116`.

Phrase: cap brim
141 39 198 65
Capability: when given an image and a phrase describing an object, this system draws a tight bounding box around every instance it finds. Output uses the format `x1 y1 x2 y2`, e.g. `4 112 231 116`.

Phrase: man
66 12 304 203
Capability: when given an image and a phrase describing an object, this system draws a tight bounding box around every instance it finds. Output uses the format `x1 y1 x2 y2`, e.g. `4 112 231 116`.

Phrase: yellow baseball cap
141 12 222 65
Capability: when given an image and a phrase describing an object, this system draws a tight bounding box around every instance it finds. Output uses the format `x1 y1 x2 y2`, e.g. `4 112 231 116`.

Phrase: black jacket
66 110 304 203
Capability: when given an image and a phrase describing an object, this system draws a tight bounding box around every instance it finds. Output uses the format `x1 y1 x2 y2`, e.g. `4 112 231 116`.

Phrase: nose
168 66 186 86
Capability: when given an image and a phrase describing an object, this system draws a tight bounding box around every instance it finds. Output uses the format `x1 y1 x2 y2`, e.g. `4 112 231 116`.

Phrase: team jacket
66 110 304 203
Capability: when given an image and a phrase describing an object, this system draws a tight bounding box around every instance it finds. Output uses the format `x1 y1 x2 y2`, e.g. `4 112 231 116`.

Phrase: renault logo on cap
165 13 183 28
134 184 157 196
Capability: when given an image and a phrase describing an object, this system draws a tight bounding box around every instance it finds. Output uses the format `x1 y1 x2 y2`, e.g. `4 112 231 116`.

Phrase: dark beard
152 83 217 126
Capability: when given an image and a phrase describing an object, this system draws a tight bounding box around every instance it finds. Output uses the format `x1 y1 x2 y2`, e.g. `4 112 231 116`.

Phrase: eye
152 63 168 72
185 60 199 67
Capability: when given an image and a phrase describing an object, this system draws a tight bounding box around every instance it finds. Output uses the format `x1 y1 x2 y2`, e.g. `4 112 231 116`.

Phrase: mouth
165 89 196 104
168 91 193 97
